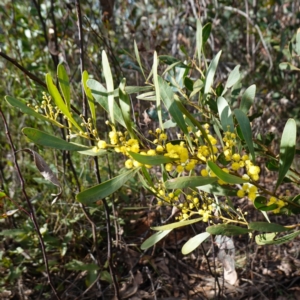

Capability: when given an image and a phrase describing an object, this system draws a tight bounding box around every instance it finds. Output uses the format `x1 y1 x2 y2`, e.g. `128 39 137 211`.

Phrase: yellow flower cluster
164 142 189 163
237 183 258 201
267 196 286 213
223 131 237 160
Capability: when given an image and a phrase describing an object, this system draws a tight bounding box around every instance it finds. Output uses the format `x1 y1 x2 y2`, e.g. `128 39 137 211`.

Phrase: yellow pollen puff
202 211 210 222
176 165 184 173
204 123 210 129
133 160 142 167
159 190 165 196
237 190 245 197
130 144 140 153
168 193 174 199
208 134 217 145
232 153 241 162
189 203 194 209
248 193 256 201
97 140 107 149
193 197 199 204
125 159 133 169
165 163 173 172
222 168 229 173
201 169 209 176
242 154 249 161
231 162 240 171
147 149 156 156
187 195 192 200
185 161 196 171
242 183 249 190
159 133 167 141
248 165 260 176
242 174 250 180
155 128 161 134
156 145 164 152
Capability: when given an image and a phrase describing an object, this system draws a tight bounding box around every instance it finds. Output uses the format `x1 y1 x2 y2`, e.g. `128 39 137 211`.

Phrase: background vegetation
1 1 300 299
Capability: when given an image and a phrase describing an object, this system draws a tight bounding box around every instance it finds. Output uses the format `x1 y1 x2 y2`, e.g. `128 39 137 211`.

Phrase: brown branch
0 51 47 89
0 106 61 300
75 0 88 118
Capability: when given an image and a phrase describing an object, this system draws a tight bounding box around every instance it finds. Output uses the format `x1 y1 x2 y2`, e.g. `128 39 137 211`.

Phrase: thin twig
222 5 273 71
75 0 88 119
0 51 47 88
0 106 61 300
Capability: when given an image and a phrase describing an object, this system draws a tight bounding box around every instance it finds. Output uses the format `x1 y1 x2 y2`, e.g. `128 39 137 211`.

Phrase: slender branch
222 5 273 71
94 156 120 299
0 51 47 88
75 1 119 298
0 106 61 300
75 0 88 118
31 0 59 68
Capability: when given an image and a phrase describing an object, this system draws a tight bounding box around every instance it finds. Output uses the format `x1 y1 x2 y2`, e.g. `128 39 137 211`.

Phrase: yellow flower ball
231 162 240 171
147 149 156 156
156 145 164 152
165 163 173 172
97 140 107 149
159 133 167 141
176 165 184 173
237 190 245 198
125 159 133 169
232 153 241 162
201 169 209 176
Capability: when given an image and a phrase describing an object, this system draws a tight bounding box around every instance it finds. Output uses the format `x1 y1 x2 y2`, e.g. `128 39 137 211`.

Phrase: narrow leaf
248 222 289 233
76 169 138 205
46 73 82 131
165 176 217 190
256 230 300 245
204 50 222 96
21 148 62 203
22 128 89 151
207 161 246 184
217 97 234 132
102 50 115 125
158 76 192 148
119 79 135 138
87 79 126 128
279 62 300 71
221 65 240 96
82 71 96 126
153 51 163 129
276 118 296 190
234 109 255 161
197 183 238 196
140 230 172 250
182 232 210 255
129 151 174 165
206 224 251 236
240 85 256 114
5 95 63 127
196 19 202 67
134 40 146 79
151 218 203 231
57 63 71 109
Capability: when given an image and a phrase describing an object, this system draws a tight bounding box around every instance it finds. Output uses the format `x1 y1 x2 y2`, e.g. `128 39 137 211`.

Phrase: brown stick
0 106 61 300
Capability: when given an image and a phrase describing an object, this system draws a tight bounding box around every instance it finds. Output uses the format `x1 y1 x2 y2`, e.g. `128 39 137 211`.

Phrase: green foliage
2 2 300 296
6 23 300 257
